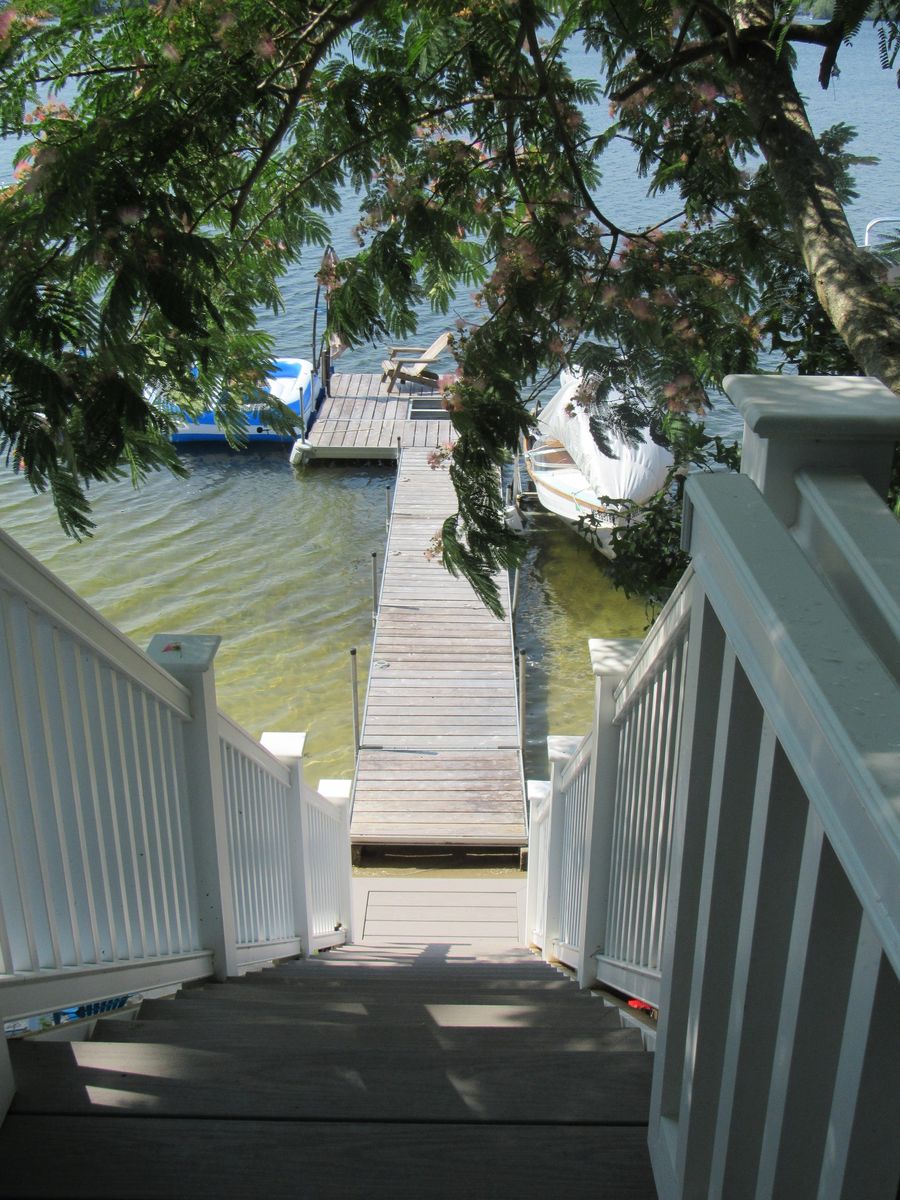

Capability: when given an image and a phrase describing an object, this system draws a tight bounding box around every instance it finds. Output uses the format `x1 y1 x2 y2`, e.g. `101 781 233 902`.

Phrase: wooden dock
306 372 451 459
351 448 527 850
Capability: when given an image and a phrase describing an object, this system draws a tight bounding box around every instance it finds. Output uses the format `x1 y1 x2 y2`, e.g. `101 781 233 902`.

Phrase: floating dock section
351 448 527 852
306 372 450 459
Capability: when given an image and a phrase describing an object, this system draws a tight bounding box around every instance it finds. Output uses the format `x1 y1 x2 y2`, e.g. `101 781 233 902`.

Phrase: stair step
219 974 579 992
9 1040 652 1123
0 943 655 1197
179 981 596 1003
0 1116 658 1199
136 995 623 1028
96 1017 642 1053
251 964 561 978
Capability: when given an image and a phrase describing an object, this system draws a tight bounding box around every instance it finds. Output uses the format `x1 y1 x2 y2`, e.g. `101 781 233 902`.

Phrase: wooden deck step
0 944 657 1198
9 1041 651 1123
95 1016 638 1055
0 1119 657 1199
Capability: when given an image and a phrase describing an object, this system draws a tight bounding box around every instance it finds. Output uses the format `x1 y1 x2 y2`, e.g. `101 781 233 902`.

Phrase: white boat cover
536 371 672 504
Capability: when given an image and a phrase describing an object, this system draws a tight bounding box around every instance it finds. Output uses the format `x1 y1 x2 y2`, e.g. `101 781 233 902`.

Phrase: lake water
1 26 896 781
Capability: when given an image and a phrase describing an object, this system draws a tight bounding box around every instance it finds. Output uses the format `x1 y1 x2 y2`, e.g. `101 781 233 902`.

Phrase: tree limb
229 0 380 232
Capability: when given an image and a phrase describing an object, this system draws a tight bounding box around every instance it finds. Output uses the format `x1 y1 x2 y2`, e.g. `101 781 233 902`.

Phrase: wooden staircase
0 943 656 1198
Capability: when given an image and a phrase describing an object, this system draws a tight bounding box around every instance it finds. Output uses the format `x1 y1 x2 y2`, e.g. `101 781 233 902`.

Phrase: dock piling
371 551 379 625
385 484 392 530
349 647 361 752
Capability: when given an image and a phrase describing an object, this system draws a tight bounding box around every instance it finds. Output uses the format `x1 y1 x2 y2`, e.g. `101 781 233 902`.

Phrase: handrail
687 472 900 973
863 216 900 246
218 711 291 786
557 727 593 792
0 526 191 717
530 375 900 1199
613 567 694 713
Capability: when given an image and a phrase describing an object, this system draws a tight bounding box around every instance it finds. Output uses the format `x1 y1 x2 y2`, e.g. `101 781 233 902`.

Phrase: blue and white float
168 358 321 445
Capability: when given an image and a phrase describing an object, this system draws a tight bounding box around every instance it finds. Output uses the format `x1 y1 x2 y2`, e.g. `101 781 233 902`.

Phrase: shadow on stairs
1 940 656 1198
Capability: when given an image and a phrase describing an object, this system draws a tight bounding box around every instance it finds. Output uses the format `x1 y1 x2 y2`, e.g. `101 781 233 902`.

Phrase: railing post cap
527 779 551 803
260 731 307 762
723 374 900 441
548 734 582 762
589 637 642 678
316 778 352 802
147 634 221 673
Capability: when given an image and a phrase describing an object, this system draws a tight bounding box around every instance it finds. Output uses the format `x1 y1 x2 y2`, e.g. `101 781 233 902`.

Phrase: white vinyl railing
530 375 900 1198
597 577 692 1005
524 780 551 948
220 716 298 955
302 784 352 948
0 538 204 1000
0 528 353 1118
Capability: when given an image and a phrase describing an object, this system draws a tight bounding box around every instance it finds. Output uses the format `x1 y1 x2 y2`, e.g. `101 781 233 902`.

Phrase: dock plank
306 374 452 459
351 447 526 848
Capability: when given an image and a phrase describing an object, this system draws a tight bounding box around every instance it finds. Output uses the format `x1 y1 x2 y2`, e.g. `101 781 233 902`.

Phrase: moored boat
523 371 674 557
168 358 322 445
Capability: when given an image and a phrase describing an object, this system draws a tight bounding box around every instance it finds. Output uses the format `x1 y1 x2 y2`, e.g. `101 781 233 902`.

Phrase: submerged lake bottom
0 445 648 785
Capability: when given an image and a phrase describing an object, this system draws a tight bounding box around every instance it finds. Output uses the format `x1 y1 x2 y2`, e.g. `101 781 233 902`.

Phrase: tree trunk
731 4 900 394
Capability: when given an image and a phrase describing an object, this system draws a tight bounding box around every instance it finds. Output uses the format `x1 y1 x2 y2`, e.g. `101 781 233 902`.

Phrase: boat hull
525 454 618 557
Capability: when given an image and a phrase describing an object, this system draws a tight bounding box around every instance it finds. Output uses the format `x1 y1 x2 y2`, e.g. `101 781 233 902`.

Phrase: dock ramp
350 448 527 852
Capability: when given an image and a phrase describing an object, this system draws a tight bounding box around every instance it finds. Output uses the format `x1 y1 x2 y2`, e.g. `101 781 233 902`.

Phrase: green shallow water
0 451 648 785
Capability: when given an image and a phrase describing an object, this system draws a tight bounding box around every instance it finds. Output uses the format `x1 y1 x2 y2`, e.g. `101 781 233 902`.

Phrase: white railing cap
527 779 551 802
316 778 352 800
260 731 307 762
723 375 900 440
589 637 642 678
148 634 221 672
0 528 191 717
548 734 583 763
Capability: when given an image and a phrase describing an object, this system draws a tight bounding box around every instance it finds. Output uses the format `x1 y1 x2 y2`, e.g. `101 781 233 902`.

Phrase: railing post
317 780 354 940
147 635 238 981
260 732 312 956
544 735 581 964
574 637 641 988
524 779 550 947
723 374 900 527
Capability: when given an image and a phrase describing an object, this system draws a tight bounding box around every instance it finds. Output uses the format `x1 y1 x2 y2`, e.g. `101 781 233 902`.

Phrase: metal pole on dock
349 647 361 752
396 435 402 460
518 648 527 751
511 567 521 617
385 484 392 531
371 551 379 625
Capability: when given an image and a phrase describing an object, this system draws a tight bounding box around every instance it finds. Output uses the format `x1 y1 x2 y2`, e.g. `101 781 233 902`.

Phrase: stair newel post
724 373 900 527
260 733 313 959
543 735 580 965
340 792 353 942
575 638 642 988
147 635 238 981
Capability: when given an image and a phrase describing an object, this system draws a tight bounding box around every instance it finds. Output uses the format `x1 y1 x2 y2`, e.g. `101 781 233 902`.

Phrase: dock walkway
307 372 450 459
351 448 527 850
